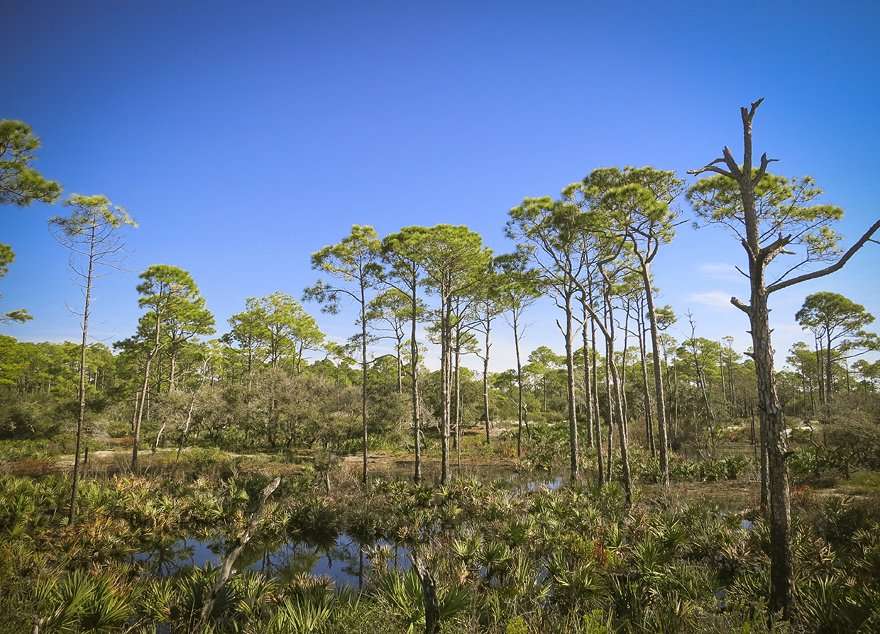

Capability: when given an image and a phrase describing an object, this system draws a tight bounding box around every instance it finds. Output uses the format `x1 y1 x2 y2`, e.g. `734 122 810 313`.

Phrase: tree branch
687 157 732 178
767 218 880 294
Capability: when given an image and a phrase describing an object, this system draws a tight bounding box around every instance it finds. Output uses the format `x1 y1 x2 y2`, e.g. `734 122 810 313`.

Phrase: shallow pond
134 468 564 586
135 533 411 588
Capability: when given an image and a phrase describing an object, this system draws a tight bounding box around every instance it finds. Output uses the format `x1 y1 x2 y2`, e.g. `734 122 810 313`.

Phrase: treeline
3 101 880 620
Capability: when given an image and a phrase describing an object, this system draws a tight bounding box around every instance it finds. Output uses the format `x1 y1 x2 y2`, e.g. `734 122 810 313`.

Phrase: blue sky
2 1 879 371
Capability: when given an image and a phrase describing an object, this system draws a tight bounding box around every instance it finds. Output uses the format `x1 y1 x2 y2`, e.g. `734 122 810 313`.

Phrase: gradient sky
2 1 879 372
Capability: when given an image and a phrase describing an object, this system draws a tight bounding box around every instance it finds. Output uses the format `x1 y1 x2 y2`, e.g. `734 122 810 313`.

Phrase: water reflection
135 533 411 589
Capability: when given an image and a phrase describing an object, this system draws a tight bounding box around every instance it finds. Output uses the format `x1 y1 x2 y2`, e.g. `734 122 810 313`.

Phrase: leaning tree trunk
198 477 281 628
640 258 670 484
412 553 441 634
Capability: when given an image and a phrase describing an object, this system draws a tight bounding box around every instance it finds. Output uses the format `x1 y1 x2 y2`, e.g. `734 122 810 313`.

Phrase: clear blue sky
2 1 879 371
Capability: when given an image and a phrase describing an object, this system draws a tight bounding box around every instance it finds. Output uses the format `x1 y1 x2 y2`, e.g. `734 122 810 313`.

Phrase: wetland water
134 466 565 586
136 533 411 588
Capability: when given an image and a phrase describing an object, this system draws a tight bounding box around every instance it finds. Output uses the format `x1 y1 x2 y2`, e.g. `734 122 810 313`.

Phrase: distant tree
853 359 880 391
366 288 414 395
472 262 504 444
688 98 880 620
381 226 431 481
131 265 209 470
0 119 62 322
305 225 382 484
593 166 684 485
243 292 323 373
496 249 541 457
50 194 135 523
416 225 491 484
164 288 215 392
508 197 588 482
796 292 876 402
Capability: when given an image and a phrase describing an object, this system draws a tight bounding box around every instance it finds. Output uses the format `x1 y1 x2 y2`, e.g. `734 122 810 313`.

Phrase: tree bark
412 553 441 634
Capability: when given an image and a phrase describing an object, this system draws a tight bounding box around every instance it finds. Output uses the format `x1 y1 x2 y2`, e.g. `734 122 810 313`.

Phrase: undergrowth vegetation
2 449 879 633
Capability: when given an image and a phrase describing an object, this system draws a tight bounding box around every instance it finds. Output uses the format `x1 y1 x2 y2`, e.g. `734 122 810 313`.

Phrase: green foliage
0 119 61 207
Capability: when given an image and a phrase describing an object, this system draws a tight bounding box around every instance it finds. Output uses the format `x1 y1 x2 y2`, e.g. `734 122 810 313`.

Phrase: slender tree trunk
640 263 670 484
825 330 833 403
360 280 368 485
133 305 161 471
482 316 491 444
564 290 579 481
453 326 461 452
581 297 594 450
719 343 726 411
69 226 95 524
620 301 630 427
609 353 632 507
152 421 166 452
455 339 462 468
672 359 680 442
603 299 614 483
637 306 655 457
513 311 525 458
590 298 604 485
410 278 421 482
396 335 403 394
169 352 177 392
176 380 201 460
814 335 825 406
440 292 450 485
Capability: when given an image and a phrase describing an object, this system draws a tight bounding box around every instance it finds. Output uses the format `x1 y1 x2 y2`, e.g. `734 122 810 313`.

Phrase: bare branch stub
730 296 752 315
753 152 779 185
